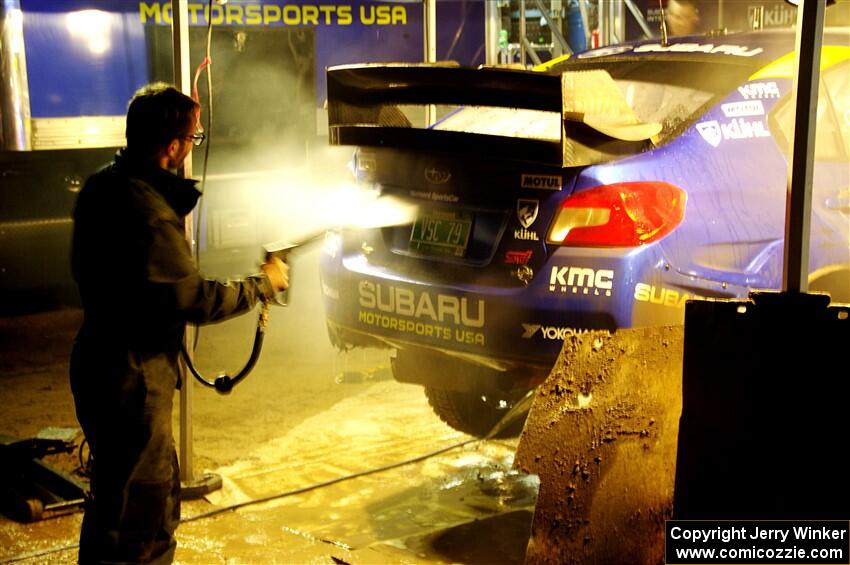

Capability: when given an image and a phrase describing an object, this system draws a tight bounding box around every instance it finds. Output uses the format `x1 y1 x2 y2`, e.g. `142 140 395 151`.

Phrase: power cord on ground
0 437 479 564
181 437 478 522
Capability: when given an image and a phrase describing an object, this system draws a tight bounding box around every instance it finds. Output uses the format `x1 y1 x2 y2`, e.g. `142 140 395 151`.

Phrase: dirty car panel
319 31 850 437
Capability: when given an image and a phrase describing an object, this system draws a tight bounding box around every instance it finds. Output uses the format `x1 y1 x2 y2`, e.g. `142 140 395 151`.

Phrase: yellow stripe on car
749 46 850 80
534 53 571 72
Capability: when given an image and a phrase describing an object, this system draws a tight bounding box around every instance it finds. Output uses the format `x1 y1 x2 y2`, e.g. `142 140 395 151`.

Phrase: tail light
547 181 686 247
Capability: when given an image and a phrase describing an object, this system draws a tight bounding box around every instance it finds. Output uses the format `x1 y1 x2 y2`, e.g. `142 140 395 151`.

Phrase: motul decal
521 174 562 190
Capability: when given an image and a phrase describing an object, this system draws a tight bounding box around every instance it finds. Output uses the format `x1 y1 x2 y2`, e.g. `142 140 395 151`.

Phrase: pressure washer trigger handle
263 241 297 307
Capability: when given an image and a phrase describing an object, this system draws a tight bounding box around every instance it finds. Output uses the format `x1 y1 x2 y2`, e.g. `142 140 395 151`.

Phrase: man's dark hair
126 82 198 157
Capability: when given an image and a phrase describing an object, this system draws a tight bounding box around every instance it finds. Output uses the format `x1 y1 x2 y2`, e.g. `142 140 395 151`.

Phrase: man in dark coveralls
69 82 289 564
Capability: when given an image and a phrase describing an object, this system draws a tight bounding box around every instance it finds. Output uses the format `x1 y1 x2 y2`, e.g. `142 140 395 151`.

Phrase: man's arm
143 215 287 324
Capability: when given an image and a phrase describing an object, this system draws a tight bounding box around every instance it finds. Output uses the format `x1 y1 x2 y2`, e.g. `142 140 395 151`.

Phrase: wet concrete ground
179 381 536 564
0 380 535 564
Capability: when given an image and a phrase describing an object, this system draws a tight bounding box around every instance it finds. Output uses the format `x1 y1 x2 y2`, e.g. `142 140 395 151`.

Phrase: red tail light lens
547 181 686 247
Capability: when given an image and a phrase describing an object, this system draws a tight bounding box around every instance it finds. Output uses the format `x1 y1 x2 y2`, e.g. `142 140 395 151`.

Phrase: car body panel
320 30 850 381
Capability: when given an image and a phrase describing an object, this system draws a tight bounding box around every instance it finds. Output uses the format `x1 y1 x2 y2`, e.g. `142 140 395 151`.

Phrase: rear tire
424 387 527 438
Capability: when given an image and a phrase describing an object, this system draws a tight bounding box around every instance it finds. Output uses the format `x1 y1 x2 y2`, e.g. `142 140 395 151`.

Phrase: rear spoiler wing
326 63 661 167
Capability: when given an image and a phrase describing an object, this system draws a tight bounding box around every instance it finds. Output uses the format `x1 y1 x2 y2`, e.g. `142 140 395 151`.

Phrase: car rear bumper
319 234 658 371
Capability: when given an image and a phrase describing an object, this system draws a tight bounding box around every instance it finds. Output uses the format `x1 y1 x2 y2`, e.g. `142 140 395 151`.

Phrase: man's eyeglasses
185 132 206 147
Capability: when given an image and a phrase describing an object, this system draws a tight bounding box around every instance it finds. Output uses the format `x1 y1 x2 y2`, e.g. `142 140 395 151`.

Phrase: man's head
666 0 700 36
125 82 201 169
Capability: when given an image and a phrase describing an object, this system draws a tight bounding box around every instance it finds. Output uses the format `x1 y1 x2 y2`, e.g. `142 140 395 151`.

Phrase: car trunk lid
326 63 659 286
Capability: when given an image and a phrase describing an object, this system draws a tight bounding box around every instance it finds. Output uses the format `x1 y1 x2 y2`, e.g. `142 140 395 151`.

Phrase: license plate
409 209 473 257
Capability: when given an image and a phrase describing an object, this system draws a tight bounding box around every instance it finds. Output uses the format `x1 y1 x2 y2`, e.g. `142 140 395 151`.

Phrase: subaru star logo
424 165 451 185
696 120 723 148
517 199 539 228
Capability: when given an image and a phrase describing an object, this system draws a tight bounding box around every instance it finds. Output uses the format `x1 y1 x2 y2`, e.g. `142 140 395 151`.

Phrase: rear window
550 59 764 143
430 59 761 146
432 107 560 140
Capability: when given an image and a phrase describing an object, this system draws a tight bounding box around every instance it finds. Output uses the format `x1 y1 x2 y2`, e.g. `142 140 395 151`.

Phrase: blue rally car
319 29 850 437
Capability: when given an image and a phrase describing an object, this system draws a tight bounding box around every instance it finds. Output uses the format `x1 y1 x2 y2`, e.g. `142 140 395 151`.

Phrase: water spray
181 187 415 393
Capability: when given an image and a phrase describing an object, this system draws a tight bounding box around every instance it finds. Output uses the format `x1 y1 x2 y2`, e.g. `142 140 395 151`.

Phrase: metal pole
782 0 826 294
424 0 436 63
485 0 499 65
612 0 624 45
519 0 527 66
172 0 196 484
624 0 654 39
521 37 544 65
424 0 436 124
598 0 607 46
0 0 31 150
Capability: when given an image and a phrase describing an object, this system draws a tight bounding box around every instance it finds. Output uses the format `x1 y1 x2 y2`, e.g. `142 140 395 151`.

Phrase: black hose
181 438 478 523
181 302 270 394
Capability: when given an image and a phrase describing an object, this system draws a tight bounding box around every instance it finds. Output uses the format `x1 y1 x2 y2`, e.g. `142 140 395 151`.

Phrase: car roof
539 27 850 71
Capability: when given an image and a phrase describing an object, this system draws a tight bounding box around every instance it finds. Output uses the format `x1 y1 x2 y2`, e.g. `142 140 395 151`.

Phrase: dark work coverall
70 149 275 564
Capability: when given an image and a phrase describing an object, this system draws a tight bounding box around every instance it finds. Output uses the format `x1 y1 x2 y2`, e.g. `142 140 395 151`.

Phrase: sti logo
517 199 539 228
505 250 532 265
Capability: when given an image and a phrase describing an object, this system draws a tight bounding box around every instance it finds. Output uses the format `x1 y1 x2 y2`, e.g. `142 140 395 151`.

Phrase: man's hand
261 257 289 291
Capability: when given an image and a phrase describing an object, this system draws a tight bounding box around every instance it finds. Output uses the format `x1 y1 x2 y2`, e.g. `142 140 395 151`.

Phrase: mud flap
674 291 850 519
514 327 684 564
